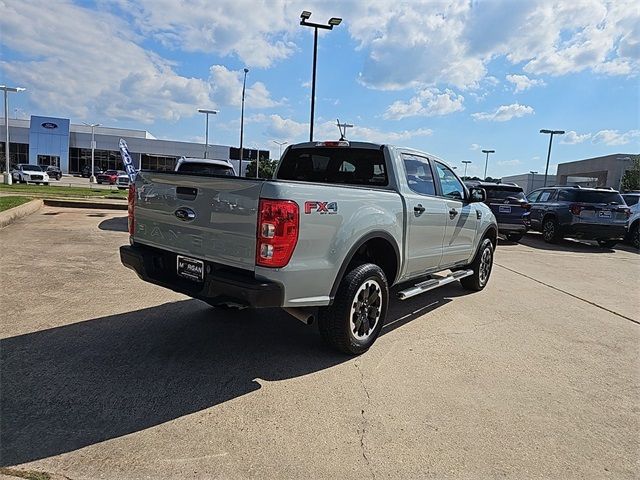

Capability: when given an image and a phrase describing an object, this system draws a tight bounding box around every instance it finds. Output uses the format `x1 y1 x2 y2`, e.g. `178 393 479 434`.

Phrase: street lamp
253 143 261 179
1 85 26 185
83 122 101 184
272 140 288 159
197 108 218 159
239 67 249 176
540 129 565 187
300 11 342 142
481 149 495 180
529 170 538 193
461 160 472 178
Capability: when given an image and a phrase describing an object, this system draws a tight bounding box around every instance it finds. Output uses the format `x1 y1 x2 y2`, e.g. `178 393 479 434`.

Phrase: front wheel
318 263 388 355
597 239 617 249
461 237 494 291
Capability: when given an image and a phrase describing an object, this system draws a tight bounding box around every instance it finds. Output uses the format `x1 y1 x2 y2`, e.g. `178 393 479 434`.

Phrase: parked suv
466 181 529 242
524 186 629 247
43 165 62 180
81 165 104 177
622 192 640 249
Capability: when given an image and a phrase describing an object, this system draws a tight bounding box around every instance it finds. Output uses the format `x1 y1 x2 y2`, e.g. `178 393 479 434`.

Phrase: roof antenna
336 119 353 141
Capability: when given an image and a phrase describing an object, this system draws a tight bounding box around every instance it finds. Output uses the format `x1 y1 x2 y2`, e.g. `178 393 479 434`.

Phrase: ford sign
41 122 58 129
175 207 196 221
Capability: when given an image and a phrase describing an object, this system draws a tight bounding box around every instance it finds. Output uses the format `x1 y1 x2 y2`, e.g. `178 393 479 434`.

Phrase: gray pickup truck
120 141 497 354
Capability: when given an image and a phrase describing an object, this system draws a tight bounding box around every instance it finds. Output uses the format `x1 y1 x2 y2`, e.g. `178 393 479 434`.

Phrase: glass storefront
141 154 178 171
1 143 30 167
69 147 123 173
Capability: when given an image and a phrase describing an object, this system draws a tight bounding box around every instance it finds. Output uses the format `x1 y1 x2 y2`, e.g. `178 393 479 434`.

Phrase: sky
1 0 638 178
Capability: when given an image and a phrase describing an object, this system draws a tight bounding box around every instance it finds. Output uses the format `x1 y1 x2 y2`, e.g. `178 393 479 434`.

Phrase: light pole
300 11 342 142
540 129 565 187
481 149 495 180
461 160 472 178
83 122 101 184
253 144 261 178
2 85 26 185
197 108 218 159
239 67 249 176
272 140 288 159
529 170 538 193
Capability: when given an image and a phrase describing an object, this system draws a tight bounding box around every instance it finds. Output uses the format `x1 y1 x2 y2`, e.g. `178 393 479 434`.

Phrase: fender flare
329 230 401 303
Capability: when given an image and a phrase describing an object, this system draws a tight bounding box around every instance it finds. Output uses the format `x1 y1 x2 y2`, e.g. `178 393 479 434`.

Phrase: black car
524 186 630 247
43 165 62 180
81 165 104 177
465 182 529 242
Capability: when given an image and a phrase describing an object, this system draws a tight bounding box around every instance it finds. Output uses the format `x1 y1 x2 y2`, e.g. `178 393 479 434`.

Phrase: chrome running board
397 269 474 300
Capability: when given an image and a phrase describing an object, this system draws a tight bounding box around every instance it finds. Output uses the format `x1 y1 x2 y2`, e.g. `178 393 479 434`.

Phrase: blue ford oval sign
175 207 196 221
41 122 58 129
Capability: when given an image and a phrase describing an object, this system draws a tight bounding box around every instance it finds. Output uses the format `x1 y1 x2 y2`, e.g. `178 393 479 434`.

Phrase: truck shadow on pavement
97 216 128 232
0 285 467 466
515 232 618 253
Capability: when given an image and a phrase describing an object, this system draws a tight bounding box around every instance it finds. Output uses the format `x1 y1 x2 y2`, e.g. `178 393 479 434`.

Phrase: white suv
622 193 640 249
11 164 50 185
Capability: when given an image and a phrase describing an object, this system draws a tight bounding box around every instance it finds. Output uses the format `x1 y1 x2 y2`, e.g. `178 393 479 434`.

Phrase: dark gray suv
524 186 630 247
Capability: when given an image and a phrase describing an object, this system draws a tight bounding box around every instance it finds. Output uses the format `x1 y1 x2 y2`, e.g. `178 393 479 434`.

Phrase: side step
397 269 474 300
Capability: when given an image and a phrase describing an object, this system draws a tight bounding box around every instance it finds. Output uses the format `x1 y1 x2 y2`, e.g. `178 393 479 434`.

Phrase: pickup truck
120 141 497 354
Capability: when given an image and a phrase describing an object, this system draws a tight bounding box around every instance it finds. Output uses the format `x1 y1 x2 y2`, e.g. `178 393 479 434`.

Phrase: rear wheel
506 233 523 242
318 263 388 355
597 239 617 249
461 237 494 291
542 217 560 243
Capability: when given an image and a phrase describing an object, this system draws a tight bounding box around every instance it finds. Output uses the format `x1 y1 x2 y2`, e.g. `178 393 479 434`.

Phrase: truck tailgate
133 171 263 271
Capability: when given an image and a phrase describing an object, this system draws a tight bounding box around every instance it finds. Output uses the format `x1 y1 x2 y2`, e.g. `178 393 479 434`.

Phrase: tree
245 157 278 179
620 156 640 192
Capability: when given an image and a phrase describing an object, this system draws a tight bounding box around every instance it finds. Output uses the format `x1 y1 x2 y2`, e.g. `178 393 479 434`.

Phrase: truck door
433 161 478 266
401 154 448 277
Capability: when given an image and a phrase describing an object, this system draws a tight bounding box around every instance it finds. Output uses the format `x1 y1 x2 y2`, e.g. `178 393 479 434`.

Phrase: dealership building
1 115 266 175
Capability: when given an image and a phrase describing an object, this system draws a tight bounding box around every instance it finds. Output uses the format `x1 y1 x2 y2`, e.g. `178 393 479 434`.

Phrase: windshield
178 162 235 176
21 165 42 171
277 147 387 186
485 187 526 201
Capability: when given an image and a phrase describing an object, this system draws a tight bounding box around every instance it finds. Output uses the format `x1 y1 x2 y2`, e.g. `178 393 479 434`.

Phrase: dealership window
1 143 29 168
69 148 122 173
141 154 178 171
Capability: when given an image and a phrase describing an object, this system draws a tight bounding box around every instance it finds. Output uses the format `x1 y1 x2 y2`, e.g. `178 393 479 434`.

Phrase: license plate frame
177 255 205 282
499 205 512 214
598 210 612 219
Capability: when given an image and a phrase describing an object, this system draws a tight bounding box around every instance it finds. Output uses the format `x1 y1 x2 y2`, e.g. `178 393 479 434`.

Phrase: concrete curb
0 199 44 229
43 198 128 210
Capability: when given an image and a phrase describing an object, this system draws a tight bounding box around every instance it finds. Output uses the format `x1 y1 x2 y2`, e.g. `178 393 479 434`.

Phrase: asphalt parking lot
1 207 638 480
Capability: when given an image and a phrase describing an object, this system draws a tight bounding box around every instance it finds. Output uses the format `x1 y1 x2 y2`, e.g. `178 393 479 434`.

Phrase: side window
434 162 465 201
538 190 554 203
557 189 575 201
527 190 541 203
402 154 436 196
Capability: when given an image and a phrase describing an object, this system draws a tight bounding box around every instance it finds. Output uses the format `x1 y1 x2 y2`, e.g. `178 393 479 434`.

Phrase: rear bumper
120 244 283 308
562 223 627 240
497 222 526 234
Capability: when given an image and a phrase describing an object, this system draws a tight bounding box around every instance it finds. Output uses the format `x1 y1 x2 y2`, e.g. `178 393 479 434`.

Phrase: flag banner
119 138 137 182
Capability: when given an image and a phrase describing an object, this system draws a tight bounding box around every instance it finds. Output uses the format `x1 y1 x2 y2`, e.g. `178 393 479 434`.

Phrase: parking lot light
2 85 26 185
540 129 565 187
197 108 218 159
83 122 101 184
461 160 472 178
481 149 495 180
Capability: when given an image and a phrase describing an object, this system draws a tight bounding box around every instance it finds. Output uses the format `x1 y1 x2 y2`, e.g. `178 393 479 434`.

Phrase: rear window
622 194 640 206
276 147 388 186
485 187 526 201
572 190 624 204
178 162 235 176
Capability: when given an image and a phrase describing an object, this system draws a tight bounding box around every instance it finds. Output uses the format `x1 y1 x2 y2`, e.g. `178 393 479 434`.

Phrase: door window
434 162 465 201
538 190 555 202
402 154 435 195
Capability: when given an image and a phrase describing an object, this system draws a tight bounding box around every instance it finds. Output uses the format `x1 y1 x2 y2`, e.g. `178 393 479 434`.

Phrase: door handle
449 208 458 217
414 204 426 214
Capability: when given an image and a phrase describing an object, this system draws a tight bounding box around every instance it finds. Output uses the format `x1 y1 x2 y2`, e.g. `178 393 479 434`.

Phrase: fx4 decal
304 201 338 214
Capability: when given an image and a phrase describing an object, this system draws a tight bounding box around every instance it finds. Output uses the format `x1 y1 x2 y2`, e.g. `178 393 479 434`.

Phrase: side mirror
469 187 486 203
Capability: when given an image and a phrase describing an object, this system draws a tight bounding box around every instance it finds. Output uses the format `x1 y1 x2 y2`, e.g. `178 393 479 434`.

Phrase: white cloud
497 159 522 166
209 65 281 108
506 74 546 93
472 103 534 122
561 131 592 144
383 88 464 120
591 129 640 145
469 143 481 151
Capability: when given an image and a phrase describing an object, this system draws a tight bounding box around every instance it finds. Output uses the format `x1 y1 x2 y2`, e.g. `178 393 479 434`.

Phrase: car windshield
559 189 625 204
178 162 235 176
21 165 42 171
622 194 640 206
484 187 526 201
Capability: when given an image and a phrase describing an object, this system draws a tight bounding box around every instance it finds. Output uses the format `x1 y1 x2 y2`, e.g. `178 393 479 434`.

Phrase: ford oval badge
175 207 196 221
41 122 58 129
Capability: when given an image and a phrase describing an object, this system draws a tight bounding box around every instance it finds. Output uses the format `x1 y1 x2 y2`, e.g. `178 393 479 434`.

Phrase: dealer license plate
177 255 204 282
499 205 512 214
598 210 612 218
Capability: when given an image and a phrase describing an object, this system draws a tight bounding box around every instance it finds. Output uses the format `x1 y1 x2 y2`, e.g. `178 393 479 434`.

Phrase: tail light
256 199 299 268
128 184 136 235
622 207 631 219
569 204 583 216
521 202 531 210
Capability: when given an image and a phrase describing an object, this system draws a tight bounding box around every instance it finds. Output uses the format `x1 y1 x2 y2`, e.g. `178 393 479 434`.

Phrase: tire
631 223 640 250
44 182 49 186
318 263 388 355
542 217 560 243
597 239 617 249
460 237 494 291
506 233 523 242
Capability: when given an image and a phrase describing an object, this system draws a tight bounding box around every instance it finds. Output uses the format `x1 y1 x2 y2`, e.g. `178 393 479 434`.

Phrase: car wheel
44 182 49 186
506 233 523 242
461 237 494 292
597 239 617 249
631 223 640 250
542 217 560 243
318 263 388 355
